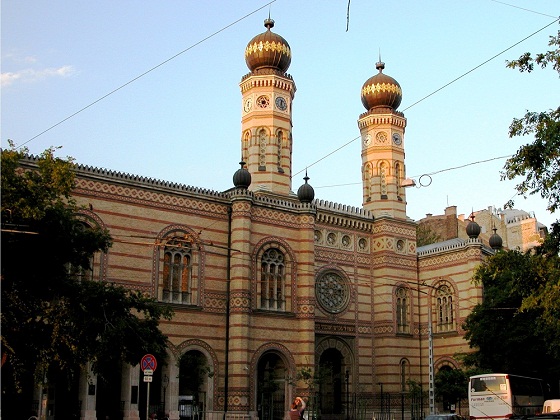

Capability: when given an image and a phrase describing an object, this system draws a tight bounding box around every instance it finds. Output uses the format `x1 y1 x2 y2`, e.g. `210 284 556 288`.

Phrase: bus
469 374 545 420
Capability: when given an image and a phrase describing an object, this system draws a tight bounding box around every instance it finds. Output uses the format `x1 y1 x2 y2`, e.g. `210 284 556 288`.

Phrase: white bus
469 374 545 420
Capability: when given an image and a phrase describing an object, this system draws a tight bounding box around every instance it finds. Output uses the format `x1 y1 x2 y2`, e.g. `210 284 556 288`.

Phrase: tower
240 18 296 196
358 60 408 219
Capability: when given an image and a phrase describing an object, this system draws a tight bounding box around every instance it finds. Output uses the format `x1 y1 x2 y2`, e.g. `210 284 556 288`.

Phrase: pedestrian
288 397 306 420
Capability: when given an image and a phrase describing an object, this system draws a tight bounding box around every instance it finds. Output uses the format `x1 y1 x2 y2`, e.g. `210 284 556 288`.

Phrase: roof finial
264 11 274 30
376 49 385 73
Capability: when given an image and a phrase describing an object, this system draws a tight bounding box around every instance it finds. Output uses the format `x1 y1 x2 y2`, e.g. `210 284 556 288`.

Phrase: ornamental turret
358 59 408 219
240 19 295 196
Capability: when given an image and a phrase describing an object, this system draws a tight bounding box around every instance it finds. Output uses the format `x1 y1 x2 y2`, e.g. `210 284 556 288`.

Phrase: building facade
25 19 500 420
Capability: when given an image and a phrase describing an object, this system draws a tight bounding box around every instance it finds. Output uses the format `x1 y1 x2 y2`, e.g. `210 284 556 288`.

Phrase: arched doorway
318 348 344 417
178 350 211 419
257 352 287 420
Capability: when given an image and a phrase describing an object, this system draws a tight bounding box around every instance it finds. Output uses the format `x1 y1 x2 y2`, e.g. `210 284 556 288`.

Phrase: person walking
288 397 306 420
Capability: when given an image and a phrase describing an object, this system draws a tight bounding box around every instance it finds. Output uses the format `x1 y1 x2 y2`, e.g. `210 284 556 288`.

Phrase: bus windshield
470 376 507 393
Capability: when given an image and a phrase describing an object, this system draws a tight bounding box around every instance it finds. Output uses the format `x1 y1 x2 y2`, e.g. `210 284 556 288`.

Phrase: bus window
470 376 507 393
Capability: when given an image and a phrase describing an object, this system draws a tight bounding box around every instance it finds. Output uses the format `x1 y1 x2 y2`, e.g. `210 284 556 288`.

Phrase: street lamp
378 383 384 419
345 370 350 420
162 373 169 412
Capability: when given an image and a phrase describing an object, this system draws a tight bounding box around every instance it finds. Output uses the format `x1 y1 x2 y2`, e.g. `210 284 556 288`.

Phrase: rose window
316 271 350 314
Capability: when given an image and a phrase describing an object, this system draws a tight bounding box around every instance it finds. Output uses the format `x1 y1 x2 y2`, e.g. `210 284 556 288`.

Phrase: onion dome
233 161 251 189
466 214 481 239
361 60 402 111
245 18 291 73
297 173 315 203
489 227 503 250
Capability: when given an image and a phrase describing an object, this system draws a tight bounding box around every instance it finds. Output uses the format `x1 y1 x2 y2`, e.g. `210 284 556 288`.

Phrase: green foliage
1 144 173 393
502 28 560 215
435 367 468 404
178 351 211 399
462 249 560 384
416 224 442 247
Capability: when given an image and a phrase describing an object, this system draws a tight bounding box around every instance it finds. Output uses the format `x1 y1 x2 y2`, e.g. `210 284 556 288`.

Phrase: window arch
259 128 267 169
161 235 198 304
395 162 402 199
276 130 283 171
400 359 409 392
379 162 388 197
259 248 286 311
67 219 106 282
243 130 251 158
435 283 455 332
395 286 410 333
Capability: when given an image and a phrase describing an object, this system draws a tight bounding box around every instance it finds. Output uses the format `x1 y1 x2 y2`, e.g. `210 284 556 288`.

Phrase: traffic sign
141 354 157 373
144 376 153 382
143 369 153 376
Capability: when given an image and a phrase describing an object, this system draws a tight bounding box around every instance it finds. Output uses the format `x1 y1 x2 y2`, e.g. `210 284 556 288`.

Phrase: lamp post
162 374 169 414
378 382 384 419
345 370 350 420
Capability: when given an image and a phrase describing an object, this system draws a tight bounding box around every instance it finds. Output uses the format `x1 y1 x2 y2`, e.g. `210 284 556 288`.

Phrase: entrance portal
318 348 344 417
257 352 287 420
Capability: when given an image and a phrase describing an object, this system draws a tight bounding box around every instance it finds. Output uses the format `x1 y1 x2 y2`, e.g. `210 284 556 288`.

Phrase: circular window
315 271 350 314
256 95 270 108
314 230 322 243
358 238 367 250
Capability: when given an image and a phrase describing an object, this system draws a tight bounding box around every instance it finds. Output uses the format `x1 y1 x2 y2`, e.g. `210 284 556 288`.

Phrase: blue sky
2 0 558 229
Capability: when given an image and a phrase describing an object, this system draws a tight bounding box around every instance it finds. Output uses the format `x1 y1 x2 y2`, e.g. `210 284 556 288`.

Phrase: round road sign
141 354 157 373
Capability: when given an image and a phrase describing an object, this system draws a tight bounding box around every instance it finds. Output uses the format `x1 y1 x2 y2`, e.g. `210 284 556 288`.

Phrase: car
425 414 466 420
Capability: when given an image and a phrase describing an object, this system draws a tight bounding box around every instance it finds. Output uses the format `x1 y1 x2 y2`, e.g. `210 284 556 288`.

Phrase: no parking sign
141 354 157 374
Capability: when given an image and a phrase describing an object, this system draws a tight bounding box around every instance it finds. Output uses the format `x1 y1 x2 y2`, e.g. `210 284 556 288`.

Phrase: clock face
244 98 252 112
392 132 402 145
275 96 287 111
363 134 371 146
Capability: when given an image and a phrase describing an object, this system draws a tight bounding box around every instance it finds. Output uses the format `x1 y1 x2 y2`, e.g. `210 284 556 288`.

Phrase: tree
502 27 560 214
434 367 468 412
1 143 173 414
462 249 560 392
416 224 442 247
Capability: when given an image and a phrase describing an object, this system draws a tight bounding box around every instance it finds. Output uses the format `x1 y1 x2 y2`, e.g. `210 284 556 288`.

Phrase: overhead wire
293 15 559 179
16 0 277 149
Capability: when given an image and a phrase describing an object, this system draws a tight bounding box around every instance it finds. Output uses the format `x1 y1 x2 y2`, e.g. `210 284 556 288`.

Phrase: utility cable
293 16 559 179
17 0 277 149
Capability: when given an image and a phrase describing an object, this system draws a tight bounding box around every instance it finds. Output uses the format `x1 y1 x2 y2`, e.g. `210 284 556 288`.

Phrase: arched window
259 129 267 169
436 284 455 332
260 248 285 311
243 130 251 159
400 359 409 392
395 162 402 199
66 221 103 282
277 130 283 170
380 162 387 197
396 287 410 333
162 237 195 304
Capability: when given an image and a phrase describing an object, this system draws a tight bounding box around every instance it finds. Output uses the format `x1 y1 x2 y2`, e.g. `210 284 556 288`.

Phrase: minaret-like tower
240 18 296 196
358 60 408 219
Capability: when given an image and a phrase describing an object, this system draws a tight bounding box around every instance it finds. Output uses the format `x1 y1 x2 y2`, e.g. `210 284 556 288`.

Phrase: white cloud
1 65 75 87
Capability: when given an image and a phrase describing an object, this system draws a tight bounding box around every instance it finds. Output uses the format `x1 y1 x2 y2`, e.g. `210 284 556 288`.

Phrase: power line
17 0 277 149
293 16 559 178
313 153 512 190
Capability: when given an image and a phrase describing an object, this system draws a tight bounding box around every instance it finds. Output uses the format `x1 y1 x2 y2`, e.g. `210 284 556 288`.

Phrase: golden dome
245 18 291 73
361 61 402 111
